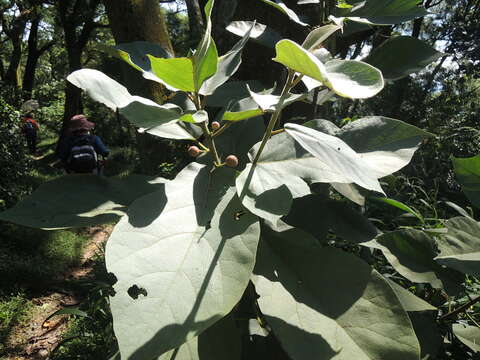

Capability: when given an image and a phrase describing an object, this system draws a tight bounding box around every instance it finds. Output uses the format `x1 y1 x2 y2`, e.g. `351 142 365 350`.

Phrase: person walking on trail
22 112 39 154
57 114 109 174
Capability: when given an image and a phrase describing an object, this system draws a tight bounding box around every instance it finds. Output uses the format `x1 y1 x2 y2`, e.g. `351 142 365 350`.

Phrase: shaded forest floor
1 139 123 359
1 225 113 360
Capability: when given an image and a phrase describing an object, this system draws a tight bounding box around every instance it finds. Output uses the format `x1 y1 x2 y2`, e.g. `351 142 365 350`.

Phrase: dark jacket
58 134 109 163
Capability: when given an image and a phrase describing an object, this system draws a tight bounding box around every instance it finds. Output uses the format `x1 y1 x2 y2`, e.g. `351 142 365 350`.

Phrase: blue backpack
23 121 36 137
66 135 98 173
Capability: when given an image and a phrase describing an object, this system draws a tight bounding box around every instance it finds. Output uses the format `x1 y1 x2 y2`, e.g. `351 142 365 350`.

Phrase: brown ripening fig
211 121 221 130
225 155 239 168
188 146 201 157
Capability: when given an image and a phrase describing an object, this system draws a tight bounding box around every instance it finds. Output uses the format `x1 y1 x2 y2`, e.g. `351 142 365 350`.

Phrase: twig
439 295 480 321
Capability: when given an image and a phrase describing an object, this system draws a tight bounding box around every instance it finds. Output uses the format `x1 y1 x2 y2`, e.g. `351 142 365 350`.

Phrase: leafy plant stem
252 70 295 165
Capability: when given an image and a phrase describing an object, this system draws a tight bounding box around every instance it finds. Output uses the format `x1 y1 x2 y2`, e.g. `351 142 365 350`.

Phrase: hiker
21 112 39 154
57 114 109 174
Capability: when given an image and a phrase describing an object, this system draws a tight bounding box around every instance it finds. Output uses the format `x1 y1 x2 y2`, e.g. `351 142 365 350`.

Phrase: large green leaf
285 123 384 193
67 69 196 140
366 36 443 81
259 0 308 26
274 40 384 99
106 163 260 359
434 217 480 277
338 116 433 178
274 39 329 85
324 59 384 99
226 21 282 48
347 0 428 25
200 22 254 95
253 228 421 360
0 175 165 229
453 154 480 208
362 230 463 295
148 56 196 91
159 314 241 360
453 324 480 352
67 68 132 110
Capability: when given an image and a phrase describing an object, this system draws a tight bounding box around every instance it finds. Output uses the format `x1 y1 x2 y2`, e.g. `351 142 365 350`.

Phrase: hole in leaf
127 285 148 300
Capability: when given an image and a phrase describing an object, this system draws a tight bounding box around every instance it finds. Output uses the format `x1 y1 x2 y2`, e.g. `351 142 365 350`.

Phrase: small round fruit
211 121 221 130
188 146 201 157
225 155 239 168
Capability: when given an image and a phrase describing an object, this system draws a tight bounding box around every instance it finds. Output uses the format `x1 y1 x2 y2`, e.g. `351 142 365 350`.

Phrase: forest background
0 0 480 359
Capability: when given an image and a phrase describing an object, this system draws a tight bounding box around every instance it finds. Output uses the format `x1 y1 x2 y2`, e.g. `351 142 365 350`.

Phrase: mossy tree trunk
103 0 176 175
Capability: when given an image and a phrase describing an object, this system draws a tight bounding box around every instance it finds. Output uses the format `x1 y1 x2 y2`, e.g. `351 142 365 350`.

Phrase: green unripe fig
225 155 239 168
188 146 201 157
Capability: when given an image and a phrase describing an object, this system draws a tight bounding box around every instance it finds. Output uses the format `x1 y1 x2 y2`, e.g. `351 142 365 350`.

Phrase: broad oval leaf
273 39 329 86
106 163 260 359
452 154 480 209
338 116 433 178
274 40 384 99
324 59 384 99
366 36 444 81
67 69 132 110
67 69 195 140
347 0 428 25
0 175 165 229
434 217 480 277
285 123 384 193
362 230 464 295
253 227 421 360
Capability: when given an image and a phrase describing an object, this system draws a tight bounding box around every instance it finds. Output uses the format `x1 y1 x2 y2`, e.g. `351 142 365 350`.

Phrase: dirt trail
3 225 113 360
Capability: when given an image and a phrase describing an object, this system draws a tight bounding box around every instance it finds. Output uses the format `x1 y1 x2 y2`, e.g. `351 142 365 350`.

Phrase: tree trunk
185 0 204 48
103 0 176 174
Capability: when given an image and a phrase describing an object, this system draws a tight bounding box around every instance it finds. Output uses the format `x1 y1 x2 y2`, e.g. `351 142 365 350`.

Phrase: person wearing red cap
57 114 109 174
